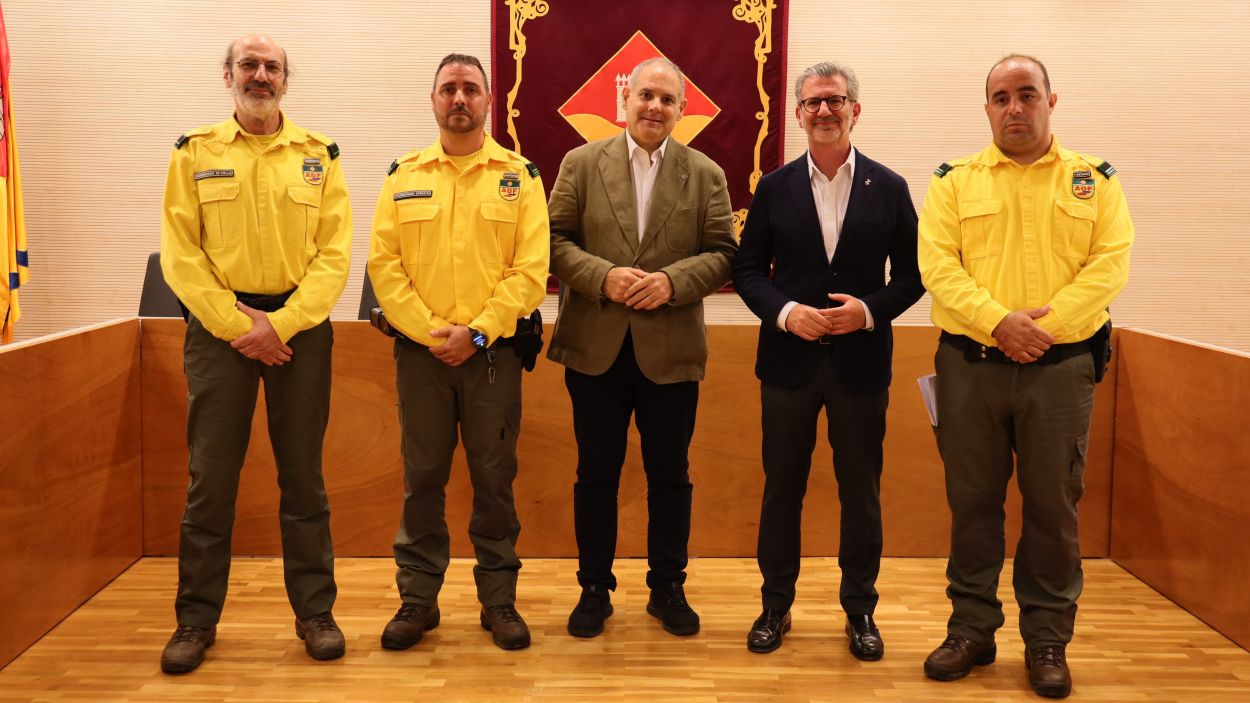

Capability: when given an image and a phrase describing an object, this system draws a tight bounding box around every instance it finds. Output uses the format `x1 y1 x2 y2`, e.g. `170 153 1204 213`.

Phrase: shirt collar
225 111 305 147
417 133 509 168
984 135 1069 167
625 131 668 164
807 146 856 183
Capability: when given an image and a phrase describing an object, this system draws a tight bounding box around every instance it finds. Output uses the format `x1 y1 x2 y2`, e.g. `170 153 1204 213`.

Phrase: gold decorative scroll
732 0 775 237
506 0 551 153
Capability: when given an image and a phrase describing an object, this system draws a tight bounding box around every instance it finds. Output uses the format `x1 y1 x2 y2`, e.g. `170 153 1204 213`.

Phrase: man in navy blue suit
732 61 923 657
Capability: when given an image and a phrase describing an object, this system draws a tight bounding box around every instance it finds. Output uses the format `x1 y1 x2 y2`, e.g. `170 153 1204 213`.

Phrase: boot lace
486 604 523 624
170 625 207 643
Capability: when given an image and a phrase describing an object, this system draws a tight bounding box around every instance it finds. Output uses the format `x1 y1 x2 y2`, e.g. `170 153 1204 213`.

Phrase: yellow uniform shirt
918 137 1133 346
367 135 550 347
160 115 352 344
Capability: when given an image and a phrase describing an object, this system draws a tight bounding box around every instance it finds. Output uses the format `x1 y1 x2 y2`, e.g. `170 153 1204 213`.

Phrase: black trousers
757 350 887 615
565 333 699 591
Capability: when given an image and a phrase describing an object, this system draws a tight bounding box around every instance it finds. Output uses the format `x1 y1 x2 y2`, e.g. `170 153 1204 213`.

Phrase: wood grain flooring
1 558 1247 702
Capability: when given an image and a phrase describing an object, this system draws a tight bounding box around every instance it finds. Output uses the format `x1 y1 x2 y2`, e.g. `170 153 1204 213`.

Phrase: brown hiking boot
295 611 345 661
923 634 997 681
160 624 216 674
380 603 441 650
1025 645 1073 698
480 604 531 650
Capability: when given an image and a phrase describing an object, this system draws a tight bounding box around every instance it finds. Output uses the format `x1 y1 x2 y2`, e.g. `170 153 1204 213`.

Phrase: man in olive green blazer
546 58 737 640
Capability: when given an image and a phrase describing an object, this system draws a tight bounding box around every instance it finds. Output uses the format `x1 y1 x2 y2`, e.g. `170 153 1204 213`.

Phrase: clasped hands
991 306 1054 364
784 293 867 341
231 302 292 366
602 267 674 310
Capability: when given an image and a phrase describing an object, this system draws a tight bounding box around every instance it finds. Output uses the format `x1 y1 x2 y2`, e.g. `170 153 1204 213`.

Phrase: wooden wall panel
141 321 1114 559
1110 330 1250 650
0 320 143 668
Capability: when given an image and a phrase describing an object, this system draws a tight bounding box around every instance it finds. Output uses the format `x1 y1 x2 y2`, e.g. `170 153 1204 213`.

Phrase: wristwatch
467 327 488 350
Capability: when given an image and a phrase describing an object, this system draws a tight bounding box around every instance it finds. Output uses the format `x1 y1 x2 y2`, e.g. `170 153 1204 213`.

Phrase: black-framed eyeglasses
800 95 852 113
234 59 285 76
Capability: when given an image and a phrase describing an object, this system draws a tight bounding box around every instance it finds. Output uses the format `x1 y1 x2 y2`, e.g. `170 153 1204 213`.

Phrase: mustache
245 81 275 95
448 106 472 116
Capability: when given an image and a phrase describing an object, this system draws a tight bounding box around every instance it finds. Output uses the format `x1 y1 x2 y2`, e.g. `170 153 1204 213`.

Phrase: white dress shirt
625 131 668 240
777 147 875 331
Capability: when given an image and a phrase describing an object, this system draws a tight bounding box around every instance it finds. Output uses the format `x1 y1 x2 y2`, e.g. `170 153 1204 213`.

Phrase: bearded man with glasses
158 34 352 673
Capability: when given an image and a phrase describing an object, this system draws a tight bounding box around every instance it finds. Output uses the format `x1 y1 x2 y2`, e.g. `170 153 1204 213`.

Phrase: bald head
985 53 1048 100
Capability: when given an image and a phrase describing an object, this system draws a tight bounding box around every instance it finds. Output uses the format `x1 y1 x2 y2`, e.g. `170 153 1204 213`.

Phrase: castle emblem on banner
557 31 720 145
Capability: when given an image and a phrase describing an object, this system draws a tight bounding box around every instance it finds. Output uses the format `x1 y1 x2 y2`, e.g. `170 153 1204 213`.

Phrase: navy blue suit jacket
731 150 924 392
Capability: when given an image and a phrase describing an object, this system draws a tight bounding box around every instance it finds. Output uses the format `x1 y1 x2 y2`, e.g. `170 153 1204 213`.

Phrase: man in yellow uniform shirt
918 55 1133 698
368 53 549 652
159 34 351 674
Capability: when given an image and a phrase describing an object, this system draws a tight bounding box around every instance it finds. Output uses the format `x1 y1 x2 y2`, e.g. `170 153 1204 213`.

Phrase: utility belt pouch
1090 318 1112 383
369 306 407 341
512 309 544 372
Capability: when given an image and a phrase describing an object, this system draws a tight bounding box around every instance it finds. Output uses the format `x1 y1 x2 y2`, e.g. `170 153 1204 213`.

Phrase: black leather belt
234 289 295 313
939 331 1092 366
398 334 515 349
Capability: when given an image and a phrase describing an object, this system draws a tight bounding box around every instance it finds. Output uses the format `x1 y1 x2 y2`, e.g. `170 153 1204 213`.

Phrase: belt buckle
819 334 833 345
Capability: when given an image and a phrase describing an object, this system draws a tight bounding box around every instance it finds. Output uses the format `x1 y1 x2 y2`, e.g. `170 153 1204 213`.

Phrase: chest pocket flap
480 202 518 263
397 202 440 264
1053 199 1096 261
957 198 1003 261
198 181 241 250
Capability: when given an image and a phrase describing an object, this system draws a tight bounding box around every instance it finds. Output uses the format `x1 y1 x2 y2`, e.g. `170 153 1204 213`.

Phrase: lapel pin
864 178 872 186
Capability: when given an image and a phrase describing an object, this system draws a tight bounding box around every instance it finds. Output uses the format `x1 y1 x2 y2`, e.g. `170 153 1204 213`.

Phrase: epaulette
933 162 955 178
387 160 399 176
174 125 214 149
305 129 340 160
525 162 540 178
1095 161 1117 179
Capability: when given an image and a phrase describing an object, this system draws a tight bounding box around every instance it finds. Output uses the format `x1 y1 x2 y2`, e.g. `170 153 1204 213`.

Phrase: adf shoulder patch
499 173 521 201
1072 170 1095 200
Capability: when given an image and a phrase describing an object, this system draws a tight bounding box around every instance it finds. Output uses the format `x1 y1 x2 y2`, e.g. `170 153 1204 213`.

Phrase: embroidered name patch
394 190 433 201
194 169 235 180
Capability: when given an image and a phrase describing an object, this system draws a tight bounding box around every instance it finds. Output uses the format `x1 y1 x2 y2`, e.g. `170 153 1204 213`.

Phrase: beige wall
6 1 1250 350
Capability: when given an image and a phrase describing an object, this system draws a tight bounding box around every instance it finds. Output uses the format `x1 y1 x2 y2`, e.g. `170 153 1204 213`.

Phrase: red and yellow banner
491 0 787 235
0 1 28 343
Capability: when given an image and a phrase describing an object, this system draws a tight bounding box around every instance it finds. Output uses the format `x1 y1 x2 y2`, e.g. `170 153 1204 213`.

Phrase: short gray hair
629 57 686 102
793 61 858 103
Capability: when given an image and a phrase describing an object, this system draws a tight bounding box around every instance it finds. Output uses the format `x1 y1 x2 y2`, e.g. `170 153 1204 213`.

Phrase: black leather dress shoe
746 609 791 653
845 614 884 661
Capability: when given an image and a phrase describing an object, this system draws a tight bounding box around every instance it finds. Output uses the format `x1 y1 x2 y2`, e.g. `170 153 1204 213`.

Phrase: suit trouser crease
757 350 886 615
566 334 698 591
176 317 336 627
393 342 522 608
935 342 1094 648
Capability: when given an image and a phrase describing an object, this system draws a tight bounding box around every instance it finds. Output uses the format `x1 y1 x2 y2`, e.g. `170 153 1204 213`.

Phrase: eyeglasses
799 95 852 113
234 59 285 76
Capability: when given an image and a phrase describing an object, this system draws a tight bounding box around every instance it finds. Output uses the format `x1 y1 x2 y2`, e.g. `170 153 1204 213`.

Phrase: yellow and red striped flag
0 2 28 343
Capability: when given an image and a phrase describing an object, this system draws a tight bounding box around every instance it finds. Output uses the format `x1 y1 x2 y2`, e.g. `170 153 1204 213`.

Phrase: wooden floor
1 558 1247 702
